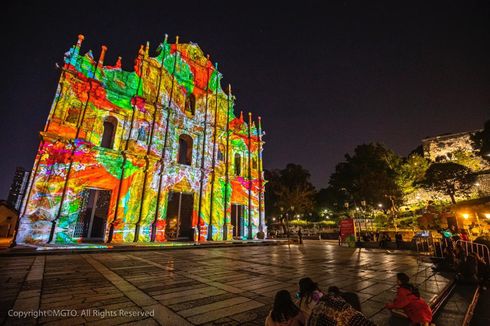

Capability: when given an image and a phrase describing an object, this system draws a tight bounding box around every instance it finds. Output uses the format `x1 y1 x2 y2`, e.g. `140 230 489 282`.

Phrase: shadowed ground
0 241 452 325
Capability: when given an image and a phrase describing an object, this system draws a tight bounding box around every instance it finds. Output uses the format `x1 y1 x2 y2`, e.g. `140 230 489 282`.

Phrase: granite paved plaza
0 241 452 325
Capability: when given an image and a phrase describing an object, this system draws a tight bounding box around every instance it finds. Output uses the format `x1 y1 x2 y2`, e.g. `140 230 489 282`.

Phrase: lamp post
279 206 284 236
288 206 294 236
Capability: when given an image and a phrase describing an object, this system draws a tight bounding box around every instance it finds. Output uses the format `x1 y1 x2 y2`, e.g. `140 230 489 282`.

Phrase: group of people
265 273 432 326
358 231 404 249
438 234 489 289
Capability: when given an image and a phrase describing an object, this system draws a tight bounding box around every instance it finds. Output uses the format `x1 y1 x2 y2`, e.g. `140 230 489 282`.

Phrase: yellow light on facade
484 213 490 219
462 213 469 219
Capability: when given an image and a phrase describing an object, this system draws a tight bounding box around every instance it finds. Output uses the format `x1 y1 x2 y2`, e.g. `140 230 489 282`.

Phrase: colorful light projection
17 34 266 244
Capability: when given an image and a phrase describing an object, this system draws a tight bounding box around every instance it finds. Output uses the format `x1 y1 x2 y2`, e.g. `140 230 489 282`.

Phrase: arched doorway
177 134 193 166
165 191 194 240
101 117 117 149
231 204 245 239
73 188 111 241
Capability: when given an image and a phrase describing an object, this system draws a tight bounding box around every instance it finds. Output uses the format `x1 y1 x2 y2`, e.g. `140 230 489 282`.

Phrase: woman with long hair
296 277 323 320
385 273 432 326
265 290 305 326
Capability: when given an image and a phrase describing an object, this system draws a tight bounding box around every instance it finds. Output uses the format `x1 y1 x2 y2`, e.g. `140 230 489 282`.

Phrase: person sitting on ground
440 245 455 270
327 286 362 312
385 272 432 326
308 289 375 326
296 277 323 320
458 252 479 284
265 290 306 326
473 252 489 290
453 243 466 271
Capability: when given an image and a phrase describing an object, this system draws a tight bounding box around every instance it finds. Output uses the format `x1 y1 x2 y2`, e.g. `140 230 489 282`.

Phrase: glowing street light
462 213 469 219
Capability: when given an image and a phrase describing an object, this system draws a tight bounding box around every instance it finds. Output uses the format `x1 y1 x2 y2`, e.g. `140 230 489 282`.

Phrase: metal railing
456 240 490 264
415 237 444 259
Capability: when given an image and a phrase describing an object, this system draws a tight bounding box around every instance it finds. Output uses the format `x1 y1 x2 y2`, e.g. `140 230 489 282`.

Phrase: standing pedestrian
298 228 303 244
395 233 403 249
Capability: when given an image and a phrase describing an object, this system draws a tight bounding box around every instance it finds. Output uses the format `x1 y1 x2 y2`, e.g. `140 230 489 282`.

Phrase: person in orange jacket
385 273 432 326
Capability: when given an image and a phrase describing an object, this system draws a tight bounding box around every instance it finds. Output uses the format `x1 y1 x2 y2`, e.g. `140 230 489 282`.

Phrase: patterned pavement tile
1 241 452 325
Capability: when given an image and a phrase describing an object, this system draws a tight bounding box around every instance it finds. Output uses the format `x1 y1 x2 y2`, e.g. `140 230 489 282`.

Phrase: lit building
7 167 30 211
17 35 266 244
422 130 480 162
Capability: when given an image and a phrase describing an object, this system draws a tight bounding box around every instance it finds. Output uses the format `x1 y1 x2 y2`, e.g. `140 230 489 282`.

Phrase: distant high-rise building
7 167 30 211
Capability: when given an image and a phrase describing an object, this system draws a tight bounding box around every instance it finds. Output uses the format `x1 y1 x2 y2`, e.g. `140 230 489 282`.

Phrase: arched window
137 123 149 143
185 93 196 116
234 153 241 176
101 116 117 149
65 100 82 125
178 134 193 165
217 145 225 162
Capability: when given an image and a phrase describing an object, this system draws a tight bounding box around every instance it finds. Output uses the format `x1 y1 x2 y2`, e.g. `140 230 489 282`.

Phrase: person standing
395 233 403 249
298 228 303 244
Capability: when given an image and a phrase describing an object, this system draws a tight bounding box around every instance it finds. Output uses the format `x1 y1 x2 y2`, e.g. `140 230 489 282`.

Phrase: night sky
2 1 489 198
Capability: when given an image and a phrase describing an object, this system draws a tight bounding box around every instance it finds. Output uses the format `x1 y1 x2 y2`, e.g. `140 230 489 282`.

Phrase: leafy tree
396 154 430 196
328 143 403 211
471 119 490 162
451 149 486 171
265 164 316 233
422 162 477 204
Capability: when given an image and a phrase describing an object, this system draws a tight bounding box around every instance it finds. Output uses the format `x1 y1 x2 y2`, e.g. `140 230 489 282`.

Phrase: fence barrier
456 240 490 264
415 237 444 259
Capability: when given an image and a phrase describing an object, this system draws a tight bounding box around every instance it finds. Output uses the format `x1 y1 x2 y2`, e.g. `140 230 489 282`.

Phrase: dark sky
1 1 490 198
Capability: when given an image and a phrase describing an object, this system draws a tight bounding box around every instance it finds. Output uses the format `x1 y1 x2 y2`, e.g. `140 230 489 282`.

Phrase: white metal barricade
456 240 490 264
415 237 444 259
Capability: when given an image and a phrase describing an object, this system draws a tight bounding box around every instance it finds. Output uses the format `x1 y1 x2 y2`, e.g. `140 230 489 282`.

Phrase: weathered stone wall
422 131 478 161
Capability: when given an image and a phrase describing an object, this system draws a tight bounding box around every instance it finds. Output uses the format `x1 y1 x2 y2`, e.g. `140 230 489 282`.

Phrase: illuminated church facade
17 34 266 244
